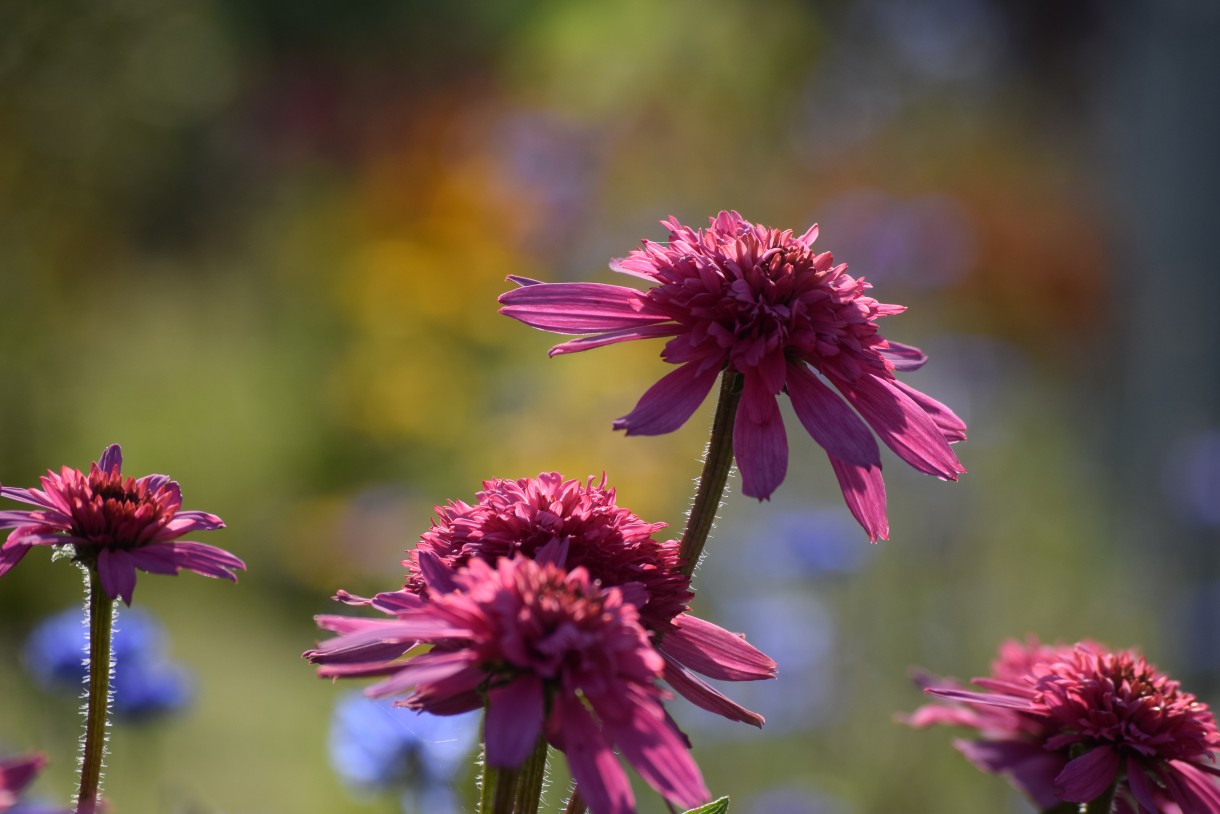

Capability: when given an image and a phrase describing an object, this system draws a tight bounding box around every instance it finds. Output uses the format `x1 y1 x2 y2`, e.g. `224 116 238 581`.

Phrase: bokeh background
2 0 1219 812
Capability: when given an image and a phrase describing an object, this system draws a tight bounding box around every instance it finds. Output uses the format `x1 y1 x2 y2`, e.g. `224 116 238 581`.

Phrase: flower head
387 473 775 727
499 211 967 539
24 607 193 721
907 638 1220 812
0 444 244 605
309 555 710 814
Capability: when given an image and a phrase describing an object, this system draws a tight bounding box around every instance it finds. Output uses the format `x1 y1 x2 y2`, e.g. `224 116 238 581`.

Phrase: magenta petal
499 282 667 334
1164 761 1220 811
827 455 889 541
662 614 776 681
613 362 721 436
125 546 182 575
1126 756 1161 814
892 380 968 443
485 675 545 768
924 687 1035 710
366 650 479 698
733 373 788 500
1055 745 1120 803
96 548 138 605
880 341 928 371
548 322 683 357
370 589 426 615
154 541 245 581
953 739 1066 810
417 550 459 594
0 538 33 578
594 692 709 810
549 694 634 814
786 362 881 467
834 373 965 480
98 444 123 474
662 654 764 727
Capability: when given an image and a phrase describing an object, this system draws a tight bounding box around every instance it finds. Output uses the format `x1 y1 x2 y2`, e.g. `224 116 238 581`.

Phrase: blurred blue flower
22 607 192 722
329 692 479 813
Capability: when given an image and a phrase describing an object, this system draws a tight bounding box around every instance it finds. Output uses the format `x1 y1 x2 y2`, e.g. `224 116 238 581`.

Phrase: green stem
512 736 548 814
677 371 743 578
563 788 585 814
76 570 114 814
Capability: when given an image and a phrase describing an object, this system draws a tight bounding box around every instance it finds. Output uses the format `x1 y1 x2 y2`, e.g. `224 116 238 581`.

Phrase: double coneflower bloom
500 211 966 540
0 444 243 605
908 638 1220 812
309 473 776 814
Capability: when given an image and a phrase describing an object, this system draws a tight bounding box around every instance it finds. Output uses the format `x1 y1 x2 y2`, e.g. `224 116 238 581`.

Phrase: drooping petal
1164 760 1220 812
593 689 709 811
96 548 138 605
484 675 545 768
499 282 667 335
662 614 776 681
548 322 684 357
1055 744 1120 803
0 487 59 510
153 541 245 582
1126 756 1162 814
954 739 1067 810
786 362 881 467
827 455 889 542
0 538 33 578
662 654 764 727
833 373 965 480
162 511 226 536
613 362 722 436
880 341 928 371
923 687 1035 710
892 380 967 443
366 650 481 699
417 550 459 594
548 694 634 814
733 372 788 500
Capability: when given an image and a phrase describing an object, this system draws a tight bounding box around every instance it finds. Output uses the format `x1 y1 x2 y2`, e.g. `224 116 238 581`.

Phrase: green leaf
683 797 729 814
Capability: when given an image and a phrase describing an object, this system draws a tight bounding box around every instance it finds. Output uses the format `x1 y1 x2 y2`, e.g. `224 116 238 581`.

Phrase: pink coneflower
908 638 1220 812
308 555 710 814
370 473 776 727
0 444 244 605
499 211 966 540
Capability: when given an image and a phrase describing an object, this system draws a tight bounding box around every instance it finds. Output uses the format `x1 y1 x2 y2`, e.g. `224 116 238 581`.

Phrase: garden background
2 1 1218 812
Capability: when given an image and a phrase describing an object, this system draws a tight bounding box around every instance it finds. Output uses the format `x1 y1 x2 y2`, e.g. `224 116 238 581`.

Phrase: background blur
2 1 1219 812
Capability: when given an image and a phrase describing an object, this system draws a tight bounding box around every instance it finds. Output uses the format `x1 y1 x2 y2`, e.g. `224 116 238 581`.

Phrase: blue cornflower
329 692 478 813
22 607 192 721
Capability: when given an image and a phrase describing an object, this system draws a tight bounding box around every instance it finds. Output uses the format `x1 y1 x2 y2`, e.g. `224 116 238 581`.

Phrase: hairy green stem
76 570 114 814
677 371 743 578
512 736 548 814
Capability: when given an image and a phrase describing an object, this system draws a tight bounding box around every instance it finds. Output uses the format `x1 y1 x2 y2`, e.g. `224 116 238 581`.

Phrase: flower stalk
511 736 548 814
678 371 742 577
76 567 114 814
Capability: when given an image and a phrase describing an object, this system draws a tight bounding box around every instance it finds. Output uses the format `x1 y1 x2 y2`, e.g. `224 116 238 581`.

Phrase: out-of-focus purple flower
0 444 244 605
23 607 192 721
499 212 965 539
907 638 1220 811
747 786 850 814
308 555 710 814
0 754 68 814
387 473 775 728
329 692 478 813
